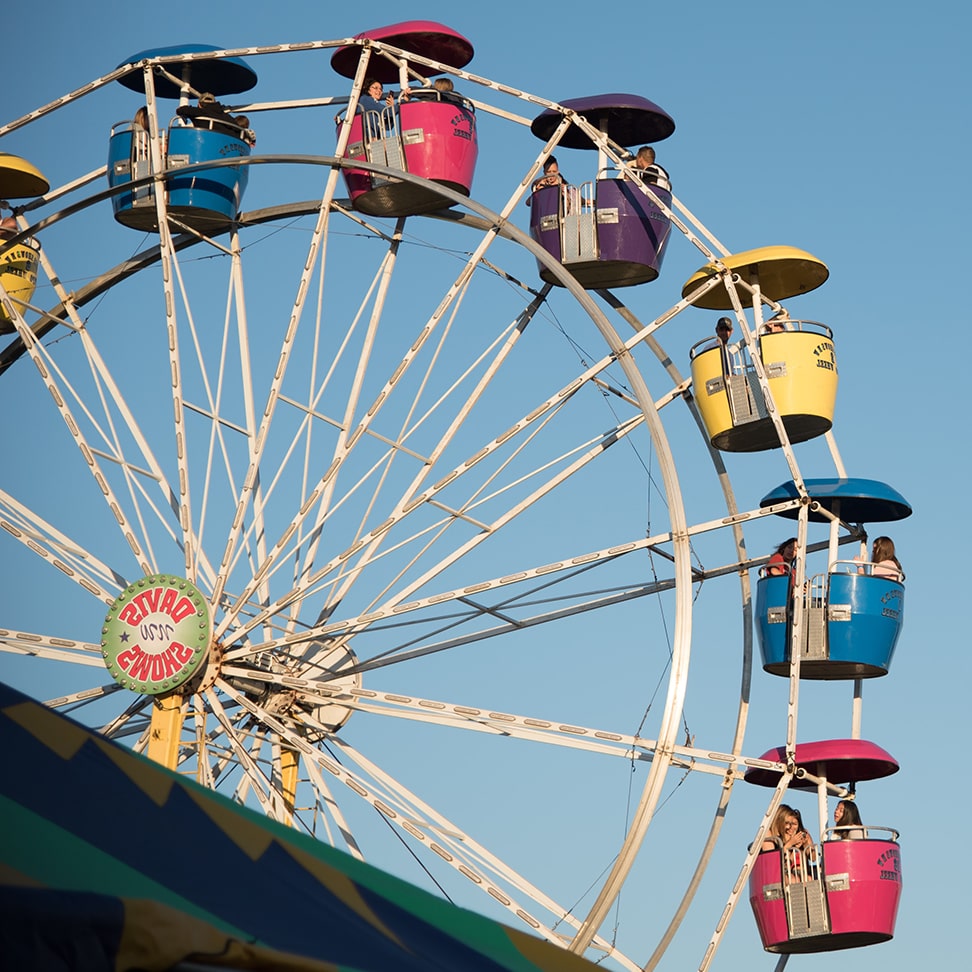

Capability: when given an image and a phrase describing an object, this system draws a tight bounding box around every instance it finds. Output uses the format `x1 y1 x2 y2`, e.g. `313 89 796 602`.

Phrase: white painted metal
0 38 862 972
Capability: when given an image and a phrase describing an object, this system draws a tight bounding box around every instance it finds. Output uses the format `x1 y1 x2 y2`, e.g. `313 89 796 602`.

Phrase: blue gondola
108 44 258 233
755 479 911 678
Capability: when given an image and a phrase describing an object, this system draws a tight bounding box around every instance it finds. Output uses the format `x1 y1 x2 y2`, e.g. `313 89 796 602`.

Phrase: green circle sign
102 574 211 695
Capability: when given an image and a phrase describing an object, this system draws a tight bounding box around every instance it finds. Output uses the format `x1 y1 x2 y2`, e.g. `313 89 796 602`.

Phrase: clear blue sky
3 2 966 969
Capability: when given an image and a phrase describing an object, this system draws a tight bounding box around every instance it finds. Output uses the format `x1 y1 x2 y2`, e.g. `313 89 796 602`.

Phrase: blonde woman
762 805 816 882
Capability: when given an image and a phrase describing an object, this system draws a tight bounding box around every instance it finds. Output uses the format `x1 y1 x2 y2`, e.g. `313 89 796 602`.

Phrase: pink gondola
331 22 477 217
747 739 902 953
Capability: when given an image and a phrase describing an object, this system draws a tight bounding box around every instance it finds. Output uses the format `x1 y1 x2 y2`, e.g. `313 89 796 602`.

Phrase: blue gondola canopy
116 44 258 99
760 478 912 524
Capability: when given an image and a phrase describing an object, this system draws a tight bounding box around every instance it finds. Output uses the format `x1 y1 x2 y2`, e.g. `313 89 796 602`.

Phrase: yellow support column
280 748 299 825
146 693 184 771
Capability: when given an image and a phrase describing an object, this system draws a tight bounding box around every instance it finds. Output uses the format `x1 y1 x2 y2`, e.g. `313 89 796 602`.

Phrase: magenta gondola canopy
531 94 675 149
745 739 900 789
331 21 474 82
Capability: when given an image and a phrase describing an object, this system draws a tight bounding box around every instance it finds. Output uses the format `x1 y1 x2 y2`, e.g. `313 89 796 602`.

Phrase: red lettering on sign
119 602 144 626
128 649 154 682
160 587 179 617
116 647 138 671
150 655 164 681
132 587 161 618
118 586 198 628
114 641 195 684
170 595 196 624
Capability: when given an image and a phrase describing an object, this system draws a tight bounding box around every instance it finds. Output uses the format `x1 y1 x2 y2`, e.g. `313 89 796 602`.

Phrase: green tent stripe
0 793 251 942
2 680 606 972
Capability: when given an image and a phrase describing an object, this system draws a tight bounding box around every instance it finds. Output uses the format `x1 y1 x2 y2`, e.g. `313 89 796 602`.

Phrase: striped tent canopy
0 681 600 972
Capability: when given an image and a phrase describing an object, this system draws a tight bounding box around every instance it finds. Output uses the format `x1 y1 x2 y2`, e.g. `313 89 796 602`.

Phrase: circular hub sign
102 574 211 695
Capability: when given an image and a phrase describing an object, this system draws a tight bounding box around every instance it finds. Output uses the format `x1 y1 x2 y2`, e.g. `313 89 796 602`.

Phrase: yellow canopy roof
0 153 50 199
681 245 829 310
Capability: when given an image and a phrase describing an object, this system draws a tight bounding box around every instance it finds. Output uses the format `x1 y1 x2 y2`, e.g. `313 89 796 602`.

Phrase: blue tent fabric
0 885 356 971
0 682 601 972
0 888 125 972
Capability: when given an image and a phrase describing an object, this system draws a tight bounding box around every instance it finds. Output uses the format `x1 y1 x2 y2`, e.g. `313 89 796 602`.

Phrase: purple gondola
528 94 675 289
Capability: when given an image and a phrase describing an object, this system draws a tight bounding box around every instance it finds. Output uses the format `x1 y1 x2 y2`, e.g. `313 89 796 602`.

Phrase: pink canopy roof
745 738 900 789
331 21 474 83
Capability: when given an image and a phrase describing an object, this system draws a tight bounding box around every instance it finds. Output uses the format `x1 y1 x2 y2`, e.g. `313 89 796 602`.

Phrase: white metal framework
0 37 864 971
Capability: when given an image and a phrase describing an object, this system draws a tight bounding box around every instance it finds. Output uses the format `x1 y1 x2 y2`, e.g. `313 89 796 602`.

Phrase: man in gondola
177 93 248 140
630 145 670 190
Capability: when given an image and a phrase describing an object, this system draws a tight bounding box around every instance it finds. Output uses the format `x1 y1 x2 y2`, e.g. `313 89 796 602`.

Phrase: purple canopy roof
331 21 474 83
530 94 675 149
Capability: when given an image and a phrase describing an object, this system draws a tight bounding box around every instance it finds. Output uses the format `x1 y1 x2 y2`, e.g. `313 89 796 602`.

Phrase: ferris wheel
0 21 910 971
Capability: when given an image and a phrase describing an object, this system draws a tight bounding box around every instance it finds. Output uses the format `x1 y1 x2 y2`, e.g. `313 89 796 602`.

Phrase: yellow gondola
0 154 50 333
685 247 835 451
